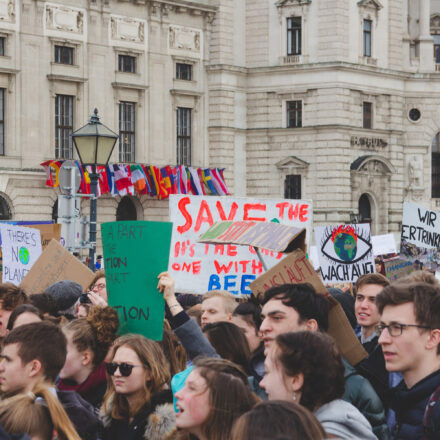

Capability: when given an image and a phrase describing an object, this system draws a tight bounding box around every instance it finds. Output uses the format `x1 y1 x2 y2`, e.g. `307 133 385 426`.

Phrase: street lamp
72 108 118 271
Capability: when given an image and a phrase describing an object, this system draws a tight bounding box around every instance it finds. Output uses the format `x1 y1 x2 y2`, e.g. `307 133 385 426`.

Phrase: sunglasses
105 362 143 377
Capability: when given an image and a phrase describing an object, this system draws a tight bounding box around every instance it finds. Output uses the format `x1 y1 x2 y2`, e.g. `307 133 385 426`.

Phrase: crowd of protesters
0 265 437 439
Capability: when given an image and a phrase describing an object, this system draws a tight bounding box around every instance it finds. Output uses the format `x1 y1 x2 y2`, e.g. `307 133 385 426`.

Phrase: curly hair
0 283 27 311
274 331 345 411
63 306 119 367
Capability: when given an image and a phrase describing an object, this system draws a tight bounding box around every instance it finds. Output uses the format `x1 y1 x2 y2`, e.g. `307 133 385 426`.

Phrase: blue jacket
389 369 440 440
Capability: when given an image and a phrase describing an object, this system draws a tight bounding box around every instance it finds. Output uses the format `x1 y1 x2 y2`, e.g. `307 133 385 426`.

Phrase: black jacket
389 369 440 440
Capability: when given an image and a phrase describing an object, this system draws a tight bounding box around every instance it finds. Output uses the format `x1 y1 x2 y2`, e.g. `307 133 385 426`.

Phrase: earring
292 392 296 401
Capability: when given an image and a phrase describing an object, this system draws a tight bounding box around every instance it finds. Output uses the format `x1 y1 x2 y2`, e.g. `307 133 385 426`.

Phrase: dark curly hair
274 331 345 411
0 283 27 311
63 306 119 367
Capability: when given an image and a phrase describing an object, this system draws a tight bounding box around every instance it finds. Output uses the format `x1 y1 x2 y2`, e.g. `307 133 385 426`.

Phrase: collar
58 362 107 396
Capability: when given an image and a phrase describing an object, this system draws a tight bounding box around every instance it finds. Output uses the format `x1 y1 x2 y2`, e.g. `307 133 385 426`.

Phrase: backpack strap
423 385 440 440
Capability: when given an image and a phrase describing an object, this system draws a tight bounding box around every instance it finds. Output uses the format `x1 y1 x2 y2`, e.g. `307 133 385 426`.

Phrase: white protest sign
169 195 312 295
400 202 440 269
372 233 397 256
314 224 375 283
0 224 42 285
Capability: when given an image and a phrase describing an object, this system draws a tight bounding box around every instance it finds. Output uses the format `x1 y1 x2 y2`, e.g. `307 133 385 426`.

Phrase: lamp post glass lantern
72 109 118 271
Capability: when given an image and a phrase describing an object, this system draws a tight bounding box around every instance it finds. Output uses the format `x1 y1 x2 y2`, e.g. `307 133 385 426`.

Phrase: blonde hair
203 290 237 314
102 334 171 420
0 383 80 440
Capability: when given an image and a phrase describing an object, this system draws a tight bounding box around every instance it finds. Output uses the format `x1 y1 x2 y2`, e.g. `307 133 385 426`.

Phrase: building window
287 17 301 56
434 35 440 63
363 102 372 129
119 102 135 163
432 133 440 198
0 89 4 156
284 175 301 199
118 55 136 73
54 45 74 65
176 63 192 81
0 195 11 220
0 37 5 56
55 94 73 159
363 19 372 57
287 100 302 128
177 107 191 165
116 196 137 221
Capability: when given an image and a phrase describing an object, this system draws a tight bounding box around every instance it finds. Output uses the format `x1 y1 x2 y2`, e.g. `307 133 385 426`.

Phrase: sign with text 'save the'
314 224 375 284
169 195 312 295
102 221 172 341
0 224 42 285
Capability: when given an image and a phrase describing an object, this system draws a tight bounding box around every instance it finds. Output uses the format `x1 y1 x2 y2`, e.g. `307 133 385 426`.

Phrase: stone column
402 0 411 68
419 0 434 71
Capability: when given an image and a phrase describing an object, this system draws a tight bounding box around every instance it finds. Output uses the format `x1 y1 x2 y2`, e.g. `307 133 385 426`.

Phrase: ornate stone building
1 0 440 248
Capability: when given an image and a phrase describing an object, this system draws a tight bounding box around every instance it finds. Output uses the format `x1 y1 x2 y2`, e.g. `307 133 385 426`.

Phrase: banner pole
254 247 268 272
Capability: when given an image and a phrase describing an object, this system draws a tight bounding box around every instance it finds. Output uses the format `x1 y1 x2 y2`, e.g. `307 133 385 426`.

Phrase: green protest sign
102 221 173 341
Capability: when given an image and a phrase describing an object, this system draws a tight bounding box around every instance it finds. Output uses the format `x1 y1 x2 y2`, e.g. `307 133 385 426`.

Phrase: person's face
260 299 307 351
232 315 261 353
110 346 148 397
12 312 42 329
259 345 292 401
201 297 231 327
378 302 434 380
175 369 211 436
92 277 107 301
0 343 33 395
59 331 87 383
0 303 12 338
355 284 383 330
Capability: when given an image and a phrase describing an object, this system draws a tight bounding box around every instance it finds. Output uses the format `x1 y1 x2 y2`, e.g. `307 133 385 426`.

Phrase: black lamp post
72 109 118 271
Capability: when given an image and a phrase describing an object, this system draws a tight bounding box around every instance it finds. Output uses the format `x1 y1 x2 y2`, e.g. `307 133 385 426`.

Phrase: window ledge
280 55 303 65
47 74 87 83
359 56 377 66
51 62 79 68
111 81 148 90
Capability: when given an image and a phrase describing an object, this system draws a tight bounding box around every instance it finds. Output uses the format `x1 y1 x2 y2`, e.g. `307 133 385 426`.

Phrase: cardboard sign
384 258 419 282
400 202 440 270
0 225 42 285
250 249 367 366
169 195 312 295
315 224 375 284
23 224 62 249
102 221 173 341
198 221 306 253
372 233 397 257
20 239 94 293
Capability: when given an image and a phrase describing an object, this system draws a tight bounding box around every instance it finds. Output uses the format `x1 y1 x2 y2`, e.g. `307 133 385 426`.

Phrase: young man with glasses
376 282 440 439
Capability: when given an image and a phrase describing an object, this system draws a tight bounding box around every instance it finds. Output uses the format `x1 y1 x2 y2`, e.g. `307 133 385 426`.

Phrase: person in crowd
376 282 440 439
45 280 83 319
95 255 103 271
232 301 264 380
86 270 108 305
203 321 251 374
160 320 188 376
260 283 389 439
0 383 81 440
328 287 357 329
260 331 377 439
201 290 237 327
28 292 58 317
175 357 259 440
0 322 101 440
187 304 202 326
6 304 42 331
58 306 119 409
402 269 439 285
100 334 177 440
231 400 326 440
354 273 390 353
0 284 27 339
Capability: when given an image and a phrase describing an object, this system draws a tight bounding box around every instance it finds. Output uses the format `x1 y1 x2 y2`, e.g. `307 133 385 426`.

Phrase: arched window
0 195 11 220
116 196 137 221
432 133 440 198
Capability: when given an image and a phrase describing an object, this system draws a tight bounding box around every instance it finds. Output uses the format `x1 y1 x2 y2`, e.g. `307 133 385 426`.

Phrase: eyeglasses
375 323 432 337
105 362 143 377
93 283 106 290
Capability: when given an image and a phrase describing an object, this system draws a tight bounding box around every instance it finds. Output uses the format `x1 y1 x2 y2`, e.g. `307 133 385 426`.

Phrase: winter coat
388 369 440 440
100 389 177 440
343 358 390 440
315 398 377 440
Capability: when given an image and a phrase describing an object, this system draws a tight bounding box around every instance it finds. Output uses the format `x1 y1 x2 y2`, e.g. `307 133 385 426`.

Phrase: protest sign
372 233 397 256
169 195 312 295
20 239 94 293
400 202 440 269
314 224 375 284
198 221 306 253
102 221 172 340
0 224 42 285
250 249 367 366
384 258 419 282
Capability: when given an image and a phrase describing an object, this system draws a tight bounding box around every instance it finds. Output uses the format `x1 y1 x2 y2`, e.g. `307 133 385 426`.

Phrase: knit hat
45 280 83 314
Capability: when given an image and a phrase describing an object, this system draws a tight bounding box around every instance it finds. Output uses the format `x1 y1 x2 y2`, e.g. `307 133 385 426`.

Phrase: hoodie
315 399 378 440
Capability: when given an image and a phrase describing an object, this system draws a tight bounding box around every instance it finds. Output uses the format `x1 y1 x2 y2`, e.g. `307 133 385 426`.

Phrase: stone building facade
1 0 440 252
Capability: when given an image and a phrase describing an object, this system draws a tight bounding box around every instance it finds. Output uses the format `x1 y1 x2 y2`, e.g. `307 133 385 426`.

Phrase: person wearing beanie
45 281 83 318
